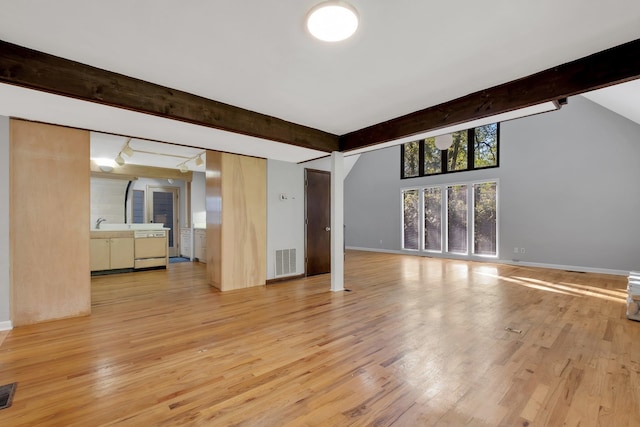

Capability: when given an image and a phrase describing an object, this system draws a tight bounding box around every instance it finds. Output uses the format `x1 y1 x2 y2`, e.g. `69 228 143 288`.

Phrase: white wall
91 176 188 228
90 178 129 227
267 159 305 280
191 172 206 226
344 96 640 274
0 116 10 328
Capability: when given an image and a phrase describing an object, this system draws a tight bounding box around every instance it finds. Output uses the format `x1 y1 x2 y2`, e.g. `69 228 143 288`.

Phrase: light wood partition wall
206 151 266 291
10 119 90 326
206 151 223 287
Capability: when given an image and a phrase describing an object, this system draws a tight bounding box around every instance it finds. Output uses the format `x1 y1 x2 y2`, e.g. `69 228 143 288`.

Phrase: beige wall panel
10 120 90 326
220 153 266 290
206 151 222 289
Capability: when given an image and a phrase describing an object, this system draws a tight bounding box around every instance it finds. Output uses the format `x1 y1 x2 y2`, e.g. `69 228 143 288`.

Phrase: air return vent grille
275 249 296 277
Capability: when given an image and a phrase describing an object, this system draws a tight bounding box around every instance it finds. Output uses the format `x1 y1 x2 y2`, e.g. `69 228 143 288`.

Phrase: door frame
147 185 179 257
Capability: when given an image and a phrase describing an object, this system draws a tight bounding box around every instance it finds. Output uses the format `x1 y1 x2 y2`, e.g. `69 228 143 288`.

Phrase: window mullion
468 128 475 170
419 140 425 177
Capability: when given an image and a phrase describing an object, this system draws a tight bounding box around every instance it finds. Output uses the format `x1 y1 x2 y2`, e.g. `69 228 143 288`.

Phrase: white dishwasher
134 230 168 269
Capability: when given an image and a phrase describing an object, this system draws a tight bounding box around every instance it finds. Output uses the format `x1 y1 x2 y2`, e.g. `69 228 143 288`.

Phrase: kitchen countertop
90 224 170 239
92 223 169 231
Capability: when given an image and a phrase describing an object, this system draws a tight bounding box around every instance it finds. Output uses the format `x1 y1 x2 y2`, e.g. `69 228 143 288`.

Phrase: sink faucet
96 218 107 229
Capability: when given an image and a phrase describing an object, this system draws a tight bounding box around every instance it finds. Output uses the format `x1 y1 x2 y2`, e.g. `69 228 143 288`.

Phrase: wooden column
10 120 90 326
206 151 266 291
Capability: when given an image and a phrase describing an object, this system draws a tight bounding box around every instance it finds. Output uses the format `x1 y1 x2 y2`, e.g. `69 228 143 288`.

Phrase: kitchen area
90 132 207 276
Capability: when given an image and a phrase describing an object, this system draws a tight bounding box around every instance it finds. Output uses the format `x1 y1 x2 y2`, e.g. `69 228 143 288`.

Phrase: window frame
401 187 422 251
400 123 500 179
401 180 499 259
471 180 499 258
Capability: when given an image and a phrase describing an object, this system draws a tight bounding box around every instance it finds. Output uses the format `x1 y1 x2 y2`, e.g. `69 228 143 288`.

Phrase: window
423 187 442 251
402 141 420 178
447 131 468 173
402 181 498 257
401 123 499 178
132 190 145 223
402 189 419 250
423 138 442 175
447 185 468 254
474 124 499 168
473 182 497 256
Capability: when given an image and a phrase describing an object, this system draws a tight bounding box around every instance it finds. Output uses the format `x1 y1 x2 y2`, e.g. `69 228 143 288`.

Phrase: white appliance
134 230 168 269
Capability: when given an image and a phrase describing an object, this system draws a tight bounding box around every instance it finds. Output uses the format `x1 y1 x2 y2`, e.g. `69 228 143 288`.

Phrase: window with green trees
402 181 498 257
402 189 419 250
401 123 499 178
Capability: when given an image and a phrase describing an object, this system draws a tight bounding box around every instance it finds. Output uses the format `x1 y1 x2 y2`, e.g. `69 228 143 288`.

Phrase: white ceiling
0 0 639 165
583 79 640 126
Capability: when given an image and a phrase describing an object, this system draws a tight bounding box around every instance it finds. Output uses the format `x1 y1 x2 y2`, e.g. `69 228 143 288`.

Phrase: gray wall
267 159 305 280
345 96 640 273
0 116 9 327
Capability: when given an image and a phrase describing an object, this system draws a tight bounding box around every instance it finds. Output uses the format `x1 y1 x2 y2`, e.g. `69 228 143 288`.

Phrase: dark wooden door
305 169 331 276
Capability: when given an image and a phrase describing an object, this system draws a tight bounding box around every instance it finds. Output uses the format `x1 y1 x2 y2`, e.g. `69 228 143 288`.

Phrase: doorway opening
148 186 180 257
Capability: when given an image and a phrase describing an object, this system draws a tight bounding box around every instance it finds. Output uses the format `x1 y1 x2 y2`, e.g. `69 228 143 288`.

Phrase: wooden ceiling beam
0 39 339 153
340 38 640 152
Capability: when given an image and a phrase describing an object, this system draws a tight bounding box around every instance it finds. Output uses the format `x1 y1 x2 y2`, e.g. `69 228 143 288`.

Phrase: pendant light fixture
306 1 359 42
434 133 454 151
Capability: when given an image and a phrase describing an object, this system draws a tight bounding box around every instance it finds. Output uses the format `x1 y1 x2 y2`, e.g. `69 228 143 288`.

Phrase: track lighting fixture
122 139 134 157
115 153 125 166
176 152 205 172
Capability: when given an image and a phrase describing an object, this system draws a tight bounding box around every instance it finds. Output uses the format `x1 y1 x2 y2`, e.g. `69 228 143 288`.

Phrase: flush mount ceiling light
94 158 117 172
306 1 359 42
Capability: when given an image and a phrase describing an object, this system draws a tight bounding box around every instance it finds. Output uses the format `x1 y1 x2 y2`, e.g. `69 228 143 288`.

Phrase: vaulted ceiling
0 1 639 163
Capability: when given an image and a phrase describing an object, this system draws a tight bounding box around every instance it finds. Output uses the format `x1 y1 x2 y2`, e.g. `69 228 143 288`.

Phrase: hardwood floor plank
0 252 638 426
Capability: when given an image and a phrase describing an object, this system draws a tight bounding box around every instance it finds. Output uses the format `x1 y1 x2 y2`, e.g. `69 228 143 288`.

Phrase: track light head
195 154 204 166
122 144 134 157
115 153 125 166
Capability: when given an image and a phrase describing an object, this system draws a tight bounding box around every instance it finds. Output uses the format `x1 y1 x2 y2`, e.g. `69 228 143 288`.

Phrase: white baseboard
499 259 628 276
0 320 13 331
346 246 628 276
346 246 404 255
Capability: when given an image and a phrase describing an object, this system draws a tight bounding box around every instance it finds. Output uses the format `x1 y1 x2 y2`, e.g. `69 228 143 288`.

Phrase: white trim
346 246 628 276
0 320 13 331
347 246 405 255
498 259 628 276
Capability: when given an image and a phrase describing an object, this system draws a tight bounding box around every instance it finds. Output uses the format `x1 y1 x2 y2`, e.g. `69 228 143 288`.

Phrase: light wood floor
0 251 638 426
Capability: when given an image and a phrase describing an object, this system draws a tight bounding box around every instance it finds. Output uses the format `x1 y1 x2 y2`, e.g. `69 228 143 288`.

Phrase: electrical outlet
520 247 526 254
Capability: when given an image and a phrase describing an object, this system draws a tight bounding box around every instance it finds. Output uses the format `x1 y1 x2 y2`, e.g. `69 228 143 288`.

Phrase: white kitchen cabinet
90 238 110 271
180 228 192 258
109 238 135 269
90 237 134 271
194 229 206 263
